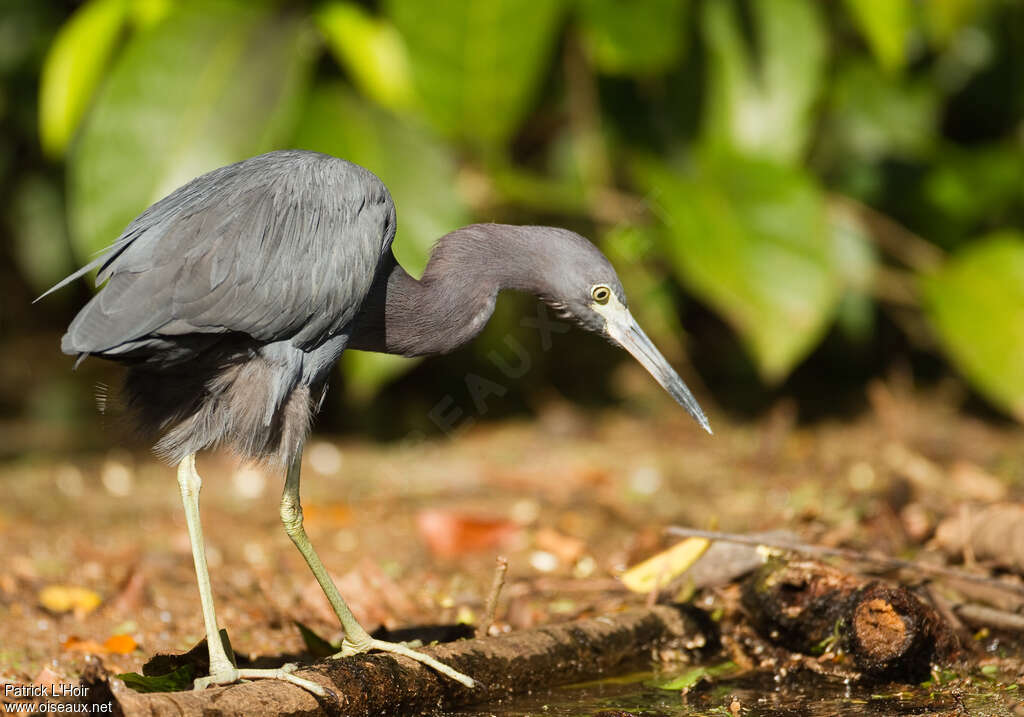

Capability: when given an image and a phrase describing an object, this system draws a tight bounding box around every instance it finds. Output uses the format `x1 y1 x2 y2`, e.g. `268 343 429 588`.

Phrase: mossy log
83 605 708 717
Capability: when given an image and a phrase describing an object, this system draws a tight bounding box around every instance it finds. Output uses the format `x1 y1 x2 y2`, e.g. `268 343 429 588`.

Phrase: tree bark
84 605 707 717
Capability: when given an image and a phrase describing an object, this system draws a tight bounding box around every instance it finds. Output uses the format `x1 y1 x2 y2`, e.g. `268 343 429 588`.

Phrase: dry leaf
932 503 1024 574
32 666 65 686
416 509 521 559
62 633 137 655
949 461 1007 503
621 537 711 593
535 527 586 565
103 634 138 654
61 636 106 653
38 585 102 616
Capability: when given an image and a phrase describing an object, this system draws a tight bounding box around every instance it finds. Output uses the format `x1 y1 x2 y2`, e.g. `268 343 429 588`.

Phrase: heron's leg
177 454 327 697
281 451 475 688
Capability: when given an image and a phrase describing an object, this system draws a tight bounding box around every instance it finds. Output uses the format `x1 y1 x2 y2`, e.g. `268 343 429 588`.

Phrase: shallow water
448 669 1022 717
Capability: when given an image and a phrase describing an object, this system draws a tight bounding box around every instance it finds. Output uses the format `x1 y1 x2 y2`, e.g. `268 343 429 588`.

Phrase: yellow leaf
316 2 415 112
621 537 710 593
38 585 102 616
38 0 129 157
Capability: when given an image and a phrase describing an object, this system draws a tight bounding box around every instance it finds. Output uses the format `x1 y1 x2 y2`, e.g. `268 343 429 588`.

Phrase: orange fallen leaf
535 527 586 565
62 634 138 655
416 509 521 559
61 636 106 653
103 634 137 654
38 585 102 616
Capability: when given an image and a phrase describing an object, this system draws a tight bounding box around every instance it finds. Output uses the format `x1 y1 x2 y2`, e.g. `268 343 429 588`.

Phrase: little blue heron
44 150 710 695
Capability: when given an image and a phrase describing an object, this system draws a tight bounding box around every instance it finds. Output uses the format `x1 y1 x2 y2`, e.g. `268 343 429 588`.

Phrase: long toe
340 638 476 688
193 666 328 697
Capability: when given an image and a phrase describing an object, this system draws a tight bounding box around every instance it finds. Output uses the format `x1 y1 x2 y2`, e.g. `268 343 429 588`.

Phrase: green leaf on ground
920 233 1024 421
118 664 194 693
38 0 129 158
292 83 471 400
576 0 686 76
651 661 740 691
701 0 825 164
385 0 566 149
638 153 841 383
68 0 314 263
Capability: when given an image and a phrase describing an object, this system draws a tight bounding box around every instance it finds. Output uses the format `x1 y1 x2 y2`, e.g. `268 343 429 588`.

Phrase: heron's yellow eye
592 285 611 305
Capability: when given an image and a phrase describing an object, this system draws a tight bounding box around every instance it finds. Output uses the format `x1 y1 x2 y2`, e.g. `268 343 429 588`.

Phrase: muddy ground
1 373 1023 706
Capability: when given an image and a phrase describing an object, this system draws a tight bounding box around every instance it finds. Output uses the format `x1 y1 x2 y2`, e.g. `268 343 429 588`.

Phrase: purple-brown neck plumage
346 224 569 357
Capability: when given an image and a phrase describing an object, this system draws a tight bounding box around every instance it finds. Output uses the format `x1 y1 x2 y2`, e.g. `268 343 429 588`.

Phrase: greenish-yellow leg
176 454 327 696
280 449 475 688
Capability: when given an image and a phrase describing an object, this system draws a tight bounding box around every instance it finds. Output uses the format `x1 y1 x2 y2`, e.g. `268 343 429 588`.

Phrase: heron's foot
329 638 475 688
193 662 328 697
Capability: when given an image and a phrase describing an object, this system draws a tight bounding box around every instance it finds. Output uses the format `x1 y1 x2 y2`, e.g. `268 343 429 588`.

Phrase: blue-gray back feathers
53 150 396 463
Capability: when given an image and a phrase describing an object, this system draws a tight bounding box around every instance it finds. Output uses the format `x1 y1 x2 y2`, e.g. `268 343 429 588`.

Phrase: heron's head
531 228 712 434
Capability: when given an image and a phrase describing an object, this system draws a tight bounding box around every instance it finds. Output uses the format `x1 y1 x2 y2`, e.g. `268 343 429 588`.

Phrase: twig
665 527 1024 598
922 585 983 655
476 556 508 639
954 603 1024 634
828 194 945 272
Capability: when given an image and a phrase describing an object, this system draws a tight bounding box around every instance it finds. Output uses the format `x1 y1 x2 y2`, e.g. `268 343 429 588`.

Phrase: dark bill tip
612 314 712 434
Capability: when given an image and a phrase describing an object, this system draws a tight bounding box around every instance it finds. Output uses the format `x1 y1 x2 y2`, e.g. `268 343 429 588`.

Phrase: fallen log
84 605 709 717
741 559 960 681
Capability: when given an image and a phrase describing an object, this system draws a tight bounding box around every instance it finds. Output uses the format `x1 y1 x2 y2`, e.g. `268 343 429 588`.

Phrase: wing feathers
54 150 396 358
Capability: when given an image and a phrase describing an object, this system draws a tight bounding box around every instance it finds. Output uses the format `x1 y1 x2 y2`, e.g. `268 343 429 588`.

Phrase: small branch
666 527 1024 598
476 556 508 638
954 603 1024 634
870 265 921 308
828 194 945 272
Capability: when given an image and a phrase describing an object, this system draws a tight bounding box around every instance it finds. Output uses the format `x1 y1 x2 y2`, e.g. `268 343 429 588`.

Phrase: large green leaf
38 0 129 158
823 60 938 163
842 0 912 74
68 0 314 261
385 0 566 149
700 0 825 164
920 234 1024 421
292 83 471 401
638 153 841 382
923 0 987 47
315 1 415 112
576 0 687 76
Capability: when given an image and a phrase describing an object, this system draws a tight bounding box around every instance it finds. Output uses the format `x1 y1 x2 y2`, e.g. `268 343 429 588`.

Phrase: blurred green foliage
5 0 1024 421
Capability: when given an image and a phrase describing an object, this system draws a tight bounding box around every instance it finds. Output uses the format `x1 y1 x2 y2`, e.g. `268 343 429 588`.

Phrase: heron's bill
605 307 712 434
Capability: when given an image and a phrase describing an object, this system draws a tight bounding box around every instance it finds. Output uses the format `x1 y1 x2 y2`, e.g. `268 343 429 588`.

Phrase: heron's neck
347 224 544 357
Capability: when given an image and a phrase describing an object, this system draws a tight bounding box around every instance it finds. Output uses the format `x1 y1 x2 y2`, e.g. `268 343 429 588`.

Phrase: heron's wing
55 151 396 357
